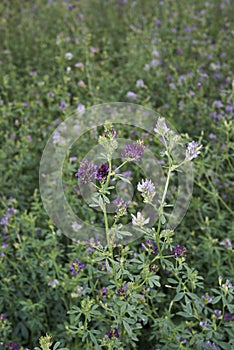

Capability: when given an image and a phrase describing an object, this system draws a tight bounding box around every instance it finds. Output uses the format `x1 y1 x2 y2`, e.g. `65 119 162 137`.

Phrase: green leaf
123 320 132 336
173 292 184 302
53 342 61 350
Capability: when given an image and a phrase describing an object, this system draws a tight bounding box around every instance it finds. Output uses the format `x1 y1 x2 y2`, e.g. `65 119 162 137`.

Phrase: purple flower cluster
104 128 117 139
121 141 145 162
201 294 212 303
220 238 232 250
137 178 156 202
117 283 129 299
75 160 109 184
99 286 108 298
186 141 202 160
96 163 109 181
97 261 106 271
3 343 21 350
0 313 7 320
75 160 97 184
107 327 119 339
142 239 158 254
172 245 187 258
0 207 16 232
70 259 85 275
204 340 217 350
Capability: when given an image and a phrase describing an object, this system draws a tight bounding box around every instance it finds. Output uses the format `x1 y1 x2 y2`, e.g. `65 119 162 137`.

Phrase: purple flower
4 343 21 350
99 286 108 298
136 79 145 87
96 163 109 181
155 19 161 25
107 327 119 339
48 279 59 288
70 259 85 275
202 294 212 303
142 239 158 254
0 313 6 320
154 117 169 135
121 141 145 162
205 340 217 350
104 128 117 139
126 91 138 100
220 238 232 250
223 313 234 321
199 320 208 329
173 245 187 258
75 160 97 184
117 284 129 299
29 70 37 76
113 198 128 213
59 101 68 109
213 309 222 319
186 141 202 160
213 100 223 108
137 179 156 202
97 261 106 271
208 133 216 140
222 279 233 290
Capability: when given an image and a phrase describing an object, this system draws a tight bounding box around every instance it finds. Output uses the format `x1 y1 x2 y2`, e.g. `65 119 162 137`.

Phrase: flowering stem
113 160 128 173
102 157 113 254
160 168 172 214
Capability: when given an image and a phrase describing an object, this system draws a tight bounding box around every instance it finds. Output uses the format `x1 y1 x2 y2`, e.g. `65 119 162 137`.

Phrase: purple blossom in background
75 62 84 68
3 343 21 350
186 141 202 160
208 133 216 140
205 341 217 350
70 259 85 275
77 102 85 115
0 313 6 320
75 160 97 184
213 100 223 108
59 101 68 109
0 207 16 232
136 79 145 87
126 91 138 100
29 70 37 76
121 141 145 162
107 327 119 339
226 105 233 113
96 163 109 181
48 279 59 288
223 313 234 321
220 238 232 250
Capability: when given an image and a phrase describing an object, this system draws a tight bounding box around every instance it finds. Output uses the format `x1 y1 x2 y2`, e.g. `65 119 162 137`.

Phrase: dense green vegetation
0 0 233 349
